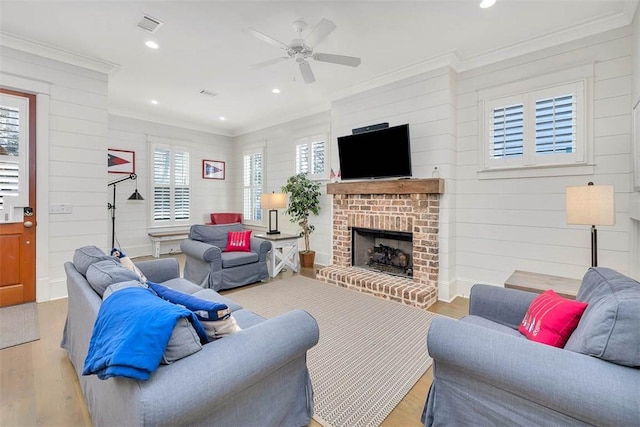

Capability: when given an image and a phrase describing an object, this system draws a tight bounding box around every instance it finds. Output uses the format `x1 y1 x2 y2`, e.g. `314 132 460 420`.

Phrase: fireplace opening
352 227 413 278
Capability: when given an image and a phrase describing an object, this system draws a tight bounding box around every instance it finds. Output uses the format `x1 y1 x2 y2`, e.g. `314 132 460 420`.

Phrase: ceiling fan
249 18 361 84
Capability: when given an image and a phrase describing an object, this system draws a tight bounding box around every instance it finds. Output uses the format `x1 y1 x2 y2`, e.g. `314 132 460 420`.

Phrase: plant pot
299 250 316 269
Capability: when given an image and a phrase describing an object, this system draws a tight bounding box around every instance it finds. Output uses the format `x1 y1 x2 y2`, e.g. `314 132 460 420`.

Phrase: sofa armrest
180 239 222 264
133 309 319 426
469 284 537 329
134 258 180 283
250 238 271 262
427 317 640 426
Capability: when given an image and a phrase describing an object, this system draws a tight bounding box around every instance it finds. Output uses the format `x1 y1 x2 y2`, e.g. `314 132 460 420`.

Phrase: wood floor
0 255 469 427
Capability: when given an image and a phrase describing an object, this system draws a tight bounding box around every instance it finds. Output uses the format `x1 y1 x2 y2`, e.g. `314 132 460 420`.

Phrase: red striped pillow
518 289 588 348
225 230 252 252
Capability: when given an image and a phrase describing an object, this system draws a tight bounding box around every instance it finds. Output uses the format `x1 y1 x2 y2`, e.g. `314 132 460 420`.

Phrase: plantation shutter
174 150 190 220
491 104 524 159
0 104 20 212
296 144 309 174
243 149 263 222
535 94 575 155
311 140 325 174
153 148 171 221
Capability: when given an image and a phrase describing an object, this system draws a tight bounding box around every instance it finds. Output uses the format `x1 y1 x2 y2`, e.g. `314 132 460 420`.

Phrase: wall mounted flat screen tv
337 123 412 180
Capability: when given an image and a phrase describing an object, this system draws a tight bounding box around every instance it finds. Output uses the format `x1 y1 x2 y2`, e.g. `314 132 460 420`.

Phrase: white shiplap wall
108 115 235 257
455 26 635 293
233 111 332 265
0 46 109 301
330 67 458 299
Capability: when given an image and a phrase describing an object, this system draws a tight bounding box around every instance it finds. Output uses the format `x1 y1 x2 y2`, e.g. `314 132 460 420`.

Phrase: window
478 65 593 178
295 135 326 179
243 147 263 223
0 94 29 220
152 144 190 224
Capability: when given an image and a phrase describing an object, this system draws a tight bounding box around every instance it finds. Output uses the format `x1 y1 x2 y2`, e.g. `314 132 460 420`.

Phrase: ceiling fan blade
250 57 290 69
249 28 290 50
312 52 361 67
299 60 316 84
304 18 336 47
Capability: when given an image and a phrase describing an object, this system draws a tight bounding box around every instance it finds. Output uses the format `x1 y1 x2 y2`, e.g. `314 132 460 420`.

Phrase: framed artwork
203 159 225 180
108 148 135 174
633 98 640 192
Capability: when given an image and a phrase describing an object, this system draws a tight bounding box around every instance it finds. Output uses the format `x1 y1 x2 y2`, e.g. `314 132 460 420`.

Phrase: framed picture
108 148 135 174
633 98 640 192
203 159 225 180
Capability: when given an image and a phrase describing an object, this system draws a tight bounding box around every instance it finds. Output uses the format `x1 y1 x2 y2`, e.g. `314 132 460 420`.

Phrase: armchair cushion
225 230 252 252
565 267 640 367
189 223 244 248
517 289 588 348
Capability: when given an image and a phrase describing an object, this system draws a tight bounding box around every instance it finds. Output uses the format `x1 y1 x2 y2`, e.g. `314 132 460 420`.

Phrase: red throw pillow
518 290 588 348
225 230 252 252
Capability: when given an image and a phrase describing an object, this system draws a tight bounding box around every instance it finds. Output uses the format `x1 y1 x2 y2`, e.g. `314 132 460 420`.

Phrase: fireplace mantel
326 178 444 195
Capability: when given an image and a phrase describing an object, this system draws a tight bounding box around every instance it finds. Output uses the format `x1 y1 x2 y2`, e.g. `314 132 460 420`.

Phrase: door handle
24 221 33 228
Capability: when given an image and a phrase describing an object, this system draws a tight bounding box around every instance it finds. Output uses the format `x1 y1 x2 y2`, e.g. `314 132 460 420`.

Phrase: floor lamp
260 192 287 234
108 173 144 248
566 182 615 267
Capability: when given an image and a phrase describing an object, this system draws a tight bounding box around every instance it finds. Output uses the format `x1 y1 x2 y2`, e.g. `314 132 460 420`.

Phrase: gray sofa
422 267 640 426
62 246 319 427
181 223 271 291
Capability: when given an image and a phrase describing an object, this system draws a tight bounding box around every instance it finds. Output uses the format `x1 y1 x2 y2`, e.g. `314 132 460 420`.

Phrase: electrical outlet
50 204 73 214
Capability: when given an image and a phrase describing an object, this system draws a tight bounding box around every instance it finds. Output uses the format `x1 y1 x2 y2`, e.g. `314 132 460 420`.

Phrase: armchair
180 223 271 291
422 267 640 426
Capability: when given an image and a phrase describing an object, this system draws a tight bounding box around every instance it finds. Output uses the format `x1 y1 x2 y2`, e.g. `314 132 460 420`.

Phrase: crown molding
0 32 119 75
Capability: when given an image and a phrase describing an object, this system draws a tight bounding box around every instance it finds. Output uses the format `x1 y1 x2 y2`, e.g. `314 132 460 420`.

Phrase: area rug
0 302 40 349
227 276 437 427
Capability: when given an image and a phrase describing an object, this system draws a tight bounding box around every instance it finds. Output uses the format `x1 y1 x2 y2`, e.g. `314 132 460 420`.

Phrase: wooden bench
148 231 189 258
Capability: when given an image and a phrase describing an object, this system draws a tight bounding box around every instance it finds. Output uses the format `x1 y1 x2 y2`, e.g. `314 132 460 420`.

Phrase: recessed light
479 0 496 8
219 116 226 121
150 99 158 105
272 88 281 94
145 40 159 49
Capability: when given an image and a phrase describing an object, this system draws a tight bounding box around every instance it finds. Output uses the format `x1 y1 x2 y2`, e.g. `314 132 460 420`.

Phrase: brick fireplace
317 179 443 310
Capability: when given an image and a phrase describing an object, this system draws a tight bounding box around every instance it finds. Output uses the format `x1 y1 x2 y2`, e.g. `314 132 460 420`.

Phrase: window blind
0 105 21 211
491 104 524 159
535 94 575 155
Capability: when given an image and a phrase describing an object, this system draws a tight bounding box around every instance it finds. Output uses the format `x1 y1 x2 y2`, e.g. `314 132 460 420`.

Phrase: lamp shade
566 184 615 226
128 189 144 200
261 192 286 209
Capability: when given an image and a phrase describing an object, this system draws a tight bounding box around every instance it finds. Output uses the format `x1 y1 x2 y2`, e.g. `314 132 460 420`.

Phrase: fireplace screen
352 227 413 277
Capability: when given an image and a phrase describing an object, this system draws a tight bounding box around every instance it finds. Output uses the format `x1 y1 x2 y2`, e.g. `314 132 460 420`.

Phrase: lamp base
267 209 280 235
266 230 281 235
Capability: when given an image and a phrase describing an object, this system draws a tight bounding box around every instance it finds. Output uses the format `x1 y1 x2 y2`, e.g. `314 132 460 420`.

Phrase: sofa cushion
221 251 259 268
564 267 640 367
161 317 203 364
86 259 141 297
225 230 252 252
103 280 147 300
189 223 244 248
517 290 588 348
73 246 113 276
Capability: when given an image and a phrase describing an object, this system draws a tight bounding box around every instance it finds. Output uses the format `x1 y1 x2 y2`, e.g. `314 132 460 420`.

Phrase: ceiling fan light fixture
479 0 496 8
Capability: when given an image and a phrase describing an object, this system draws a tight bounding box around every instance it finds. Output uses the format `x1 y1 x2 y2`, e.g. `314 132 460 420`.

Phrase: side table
504 270 581 300
254 233 299 277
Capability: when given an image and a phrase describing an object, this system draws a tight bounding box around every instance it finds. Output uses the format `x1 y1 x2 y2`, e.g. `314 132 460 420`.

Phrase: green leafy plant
281 173 321 253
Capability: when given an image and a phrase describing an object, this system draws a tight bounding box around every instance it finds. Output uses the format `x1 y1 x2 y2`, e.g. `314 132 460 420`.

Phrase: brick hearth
317 179 444 310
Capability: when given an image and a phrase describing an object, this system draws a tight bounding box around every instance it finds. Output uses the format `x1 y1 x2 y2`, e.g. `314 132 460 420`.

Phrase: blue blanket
83 287 207 381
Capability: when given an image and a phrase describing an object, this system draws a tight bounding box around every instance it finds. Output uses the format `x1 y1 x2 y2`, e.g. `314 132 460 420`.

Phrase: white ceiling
0 1 637 136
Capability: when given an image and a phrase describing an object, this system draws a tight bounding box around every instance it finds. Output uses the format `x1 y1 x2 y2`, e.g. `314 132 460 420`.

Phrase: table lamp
261 192 287 234
566 182 615 267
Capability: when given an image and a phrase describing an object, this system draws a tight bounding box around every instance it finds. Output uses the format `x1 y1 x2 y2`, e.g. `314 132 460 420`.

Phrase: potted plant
281 172 322 268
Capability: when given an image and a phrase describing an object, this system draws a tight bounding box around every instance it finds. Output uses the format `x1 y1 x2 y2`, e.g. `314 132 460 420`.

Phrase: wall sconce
566 182 615 267
260 192 287 235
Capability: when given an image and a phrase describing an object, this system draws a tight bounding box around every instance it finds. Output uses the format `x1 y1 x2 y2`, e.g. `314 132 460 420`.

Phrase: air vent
199 89 217 98
138 14 164 33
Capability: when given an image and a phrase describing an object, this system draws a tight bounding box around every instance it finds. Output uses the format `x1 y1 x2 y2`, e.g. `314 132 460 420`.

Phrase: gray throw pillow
73 246 113 276
86 259 140 297
564 267 640 367
161 317 203 364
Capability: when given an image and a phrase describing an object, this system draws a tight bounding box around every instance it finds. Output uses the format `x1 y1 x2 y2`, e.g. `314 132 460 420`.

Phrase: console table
254 233 299 277
504 270 581 300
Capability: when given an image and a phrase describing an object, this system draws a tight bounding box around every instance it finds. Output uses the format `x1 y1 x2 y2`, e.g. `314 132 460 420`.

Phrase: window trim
242 145 264 226
477 64 594 179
